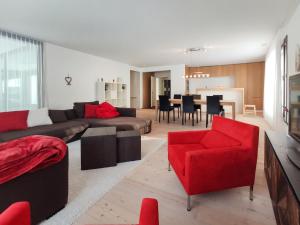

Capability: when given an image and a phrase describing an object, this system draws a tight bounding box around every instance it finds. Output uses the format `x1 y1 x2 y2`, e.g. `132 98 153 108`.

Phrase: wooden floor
74 109 276 225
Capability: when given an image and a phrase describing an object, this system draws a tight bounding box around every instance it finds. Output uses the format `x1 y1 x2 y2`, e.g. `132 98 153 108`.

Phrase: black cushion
73 101 99 118
49 110 68 123
65 109 77 120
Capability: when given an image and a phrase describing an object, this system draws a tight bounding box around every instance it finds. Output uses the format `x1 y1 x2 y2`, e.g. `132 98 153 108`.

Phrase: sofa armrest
116 107 136 117
184 147 257 193
0 202 31 225
168 130 208 145
139 198 159 225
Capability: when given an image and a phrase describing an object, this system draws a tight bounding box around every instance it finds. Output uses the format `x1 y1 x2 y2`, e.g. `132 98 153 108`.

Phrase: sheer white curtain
0 30 43 112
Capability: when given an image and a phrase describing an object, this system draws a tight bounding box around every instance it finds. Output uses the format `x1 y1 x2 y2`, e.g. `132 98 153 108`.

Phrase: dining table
155 99 236 121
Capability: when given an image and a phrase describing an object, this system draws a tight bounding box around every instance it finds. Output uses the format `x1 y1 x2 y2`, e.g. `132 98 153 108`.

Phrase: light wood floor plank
74 110 276 225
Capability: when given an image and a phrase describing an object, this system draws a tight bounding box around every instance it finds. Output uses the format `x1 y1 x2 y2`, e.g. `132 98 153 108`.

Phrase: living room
0 1 300 225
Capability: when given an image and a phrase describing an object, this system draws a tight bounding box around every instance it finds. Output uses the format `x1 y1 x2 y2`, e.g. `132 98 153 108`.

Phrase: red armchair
0 202 31 225
168 116 259 211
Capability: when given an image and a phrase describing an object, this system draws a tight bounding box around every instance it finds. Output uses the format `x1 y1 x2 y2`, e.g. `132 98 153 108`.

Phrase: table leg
155 102 158 121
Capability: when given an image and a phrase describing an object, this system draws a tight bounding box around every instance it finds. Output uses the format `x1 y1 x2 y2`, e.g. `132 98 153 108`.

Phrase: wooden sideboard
264 131 300 225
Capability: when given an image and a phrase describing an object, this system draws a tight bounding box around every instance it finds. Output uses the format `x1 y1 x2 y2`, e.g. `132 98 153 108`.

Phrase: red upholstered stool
86 198 159 225
0 202 31 225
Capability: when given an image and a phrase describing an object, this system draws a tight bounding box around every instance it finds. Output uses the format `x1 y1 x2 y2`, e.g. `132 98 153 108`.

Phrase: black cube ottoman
117 130 141 163
81 127 117 170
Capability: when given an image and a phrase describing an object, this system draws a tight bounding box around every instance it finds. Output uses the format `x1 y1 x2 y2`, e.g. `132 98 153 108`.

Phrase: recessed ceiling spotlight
185 47 208 53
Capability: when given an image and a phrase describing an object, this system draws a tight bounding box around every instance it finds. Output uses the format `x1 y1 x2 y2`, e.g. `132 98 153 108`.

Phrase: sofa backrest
73 101 99 118
212 116 259 149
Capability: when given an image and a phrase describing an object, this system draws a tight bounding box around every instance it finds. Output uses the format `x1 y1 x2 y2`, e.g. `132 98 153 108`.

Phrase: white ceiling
0 0 299 67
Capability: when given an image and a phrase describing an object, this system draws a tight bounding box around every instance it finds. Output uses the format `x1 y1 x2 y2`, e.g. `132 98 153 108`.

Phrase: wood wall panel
186 62 265 110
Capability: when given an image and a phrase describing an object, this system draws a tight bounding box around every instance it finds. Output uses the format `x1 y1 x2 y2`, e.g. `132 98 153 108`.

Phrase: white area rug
41 136 165 225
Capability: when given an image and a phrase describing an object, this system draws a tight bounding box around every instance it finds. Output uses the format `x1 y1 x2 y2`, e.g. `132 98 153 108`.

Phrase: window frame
281 35 288 124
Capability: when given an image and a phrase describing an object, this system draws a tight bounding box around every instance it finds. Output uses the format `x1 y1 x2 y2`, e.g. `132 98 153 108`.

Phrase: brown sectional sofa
0 105 151 143
0 103 151 224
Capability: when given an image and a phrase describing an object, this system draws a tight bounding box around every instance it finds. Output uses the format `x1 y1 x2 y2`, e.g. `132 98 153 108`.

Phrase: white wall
264 3 300 129
44 43 130 109
154 71 171 79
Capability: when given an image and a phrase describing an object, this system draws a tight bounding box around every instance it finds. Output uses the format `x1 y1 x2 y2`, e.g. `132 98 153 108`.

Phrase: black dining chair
159 95 175 123
182 95 198 126
193 94 202 121
206 96 223 128
173 94 182 118
213 95 225 113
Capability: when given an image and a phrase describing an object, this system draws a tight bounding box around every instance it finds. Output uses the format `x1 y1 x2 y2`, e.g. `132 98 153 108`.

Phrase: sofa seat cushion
76 117 148 133
0 121 89 143
201 130 241 149
169 144 206 176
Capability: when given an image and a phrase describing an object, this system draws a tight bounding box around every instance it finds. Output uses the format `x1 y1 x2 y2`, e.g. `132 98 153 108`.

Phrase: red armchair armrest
184 147 257 195
0 202 31 225
139 198 159 225
168 130 208 145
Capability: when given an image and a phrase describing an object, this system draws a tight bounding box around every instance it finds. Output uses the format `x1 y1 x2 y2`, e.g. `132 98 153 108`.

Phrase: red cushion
212 116 259 149
0 111 29 132
84 104 98 118
99 102 116 112
96 102 120 119
201 130 241 149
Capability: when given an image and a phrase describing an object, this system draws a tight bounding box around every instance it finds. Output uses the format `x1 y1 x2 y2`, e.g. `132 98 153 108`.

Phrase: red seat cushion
0 111 29 132
96 102 120 119
84 104 98 118
169 144 206 175
200 130 241 149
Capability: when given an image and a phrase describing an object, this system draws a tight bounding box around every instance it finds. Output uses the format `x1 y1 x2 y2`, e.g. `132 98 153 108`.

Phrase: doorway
142 72 154 108
142 70 171 109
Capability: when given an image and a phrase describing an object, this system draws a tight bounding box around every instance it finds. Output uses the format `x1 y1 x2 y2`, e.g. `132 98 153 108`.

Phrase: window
0 31 43 112
281 36 288 123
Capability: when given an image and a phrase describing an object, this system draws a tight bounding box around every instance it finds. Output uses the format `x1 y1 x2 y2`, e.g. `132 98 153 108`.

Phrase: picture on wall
296 44 300 72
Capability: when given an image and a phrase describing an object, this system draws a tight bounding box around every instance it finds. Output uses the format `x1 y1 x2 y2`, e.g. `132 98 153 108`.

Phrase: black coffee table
81 127 117 170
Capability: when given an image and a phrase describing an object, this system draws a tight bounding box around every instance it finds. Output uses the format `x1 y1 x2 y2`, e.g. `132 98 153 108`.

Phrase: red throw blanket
0 135 67 184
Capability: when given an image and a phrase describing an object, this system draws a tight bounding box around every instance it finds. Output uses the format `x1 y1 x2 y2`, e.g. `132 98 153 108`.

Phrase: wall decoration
296 44 300 72
65 74 72 86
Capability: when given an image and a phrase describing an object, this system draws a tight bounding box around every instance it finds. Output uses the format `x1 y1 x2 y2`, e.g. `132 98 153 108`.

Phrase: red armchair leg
168 162 171 171
187 195 192 211
250 186 254 201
